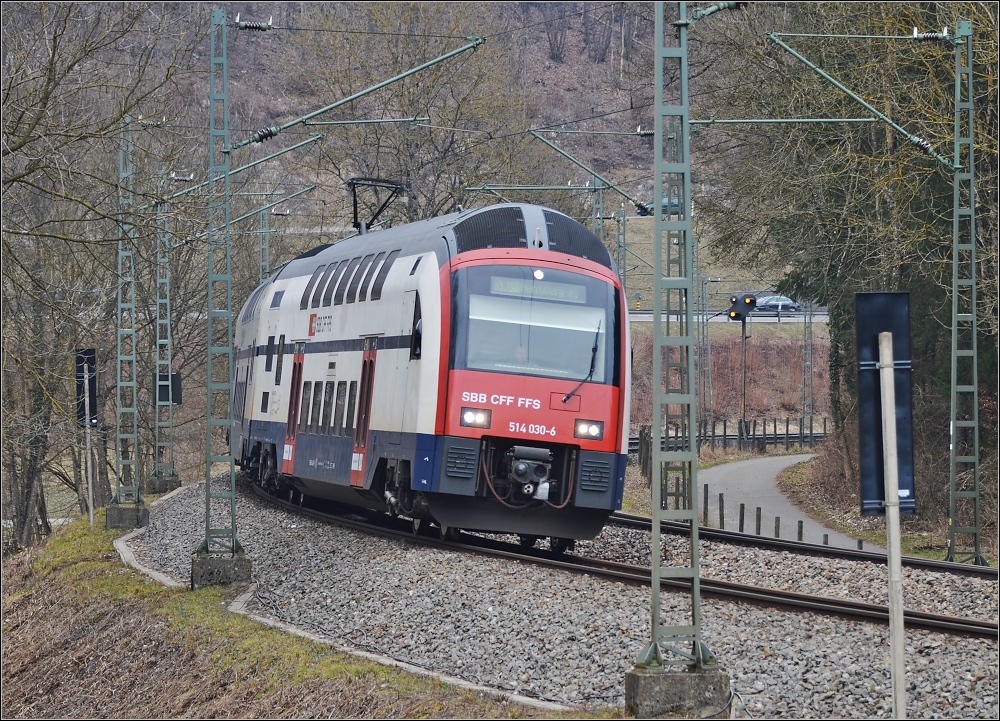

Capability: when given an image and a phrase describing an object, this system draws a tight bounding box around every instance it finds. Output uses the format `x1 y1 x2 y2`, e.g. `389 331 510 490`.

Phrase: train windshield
453 265 617 384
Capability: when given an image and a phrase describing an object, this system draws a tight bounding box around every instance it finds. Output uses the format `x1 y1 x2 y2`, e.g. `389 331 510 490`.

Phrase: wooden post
739 503 745 533
718 493 725 529
755 507 761 535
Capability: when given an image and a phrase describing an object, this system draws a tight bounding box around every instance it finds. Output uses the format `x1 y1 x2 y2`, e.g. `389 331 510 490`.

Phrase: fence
632 417 828 458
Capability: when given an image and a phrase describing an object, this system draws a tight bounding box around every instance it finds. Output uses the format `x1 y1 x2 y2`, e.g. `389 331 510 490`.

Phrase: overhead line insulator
913 27 948 41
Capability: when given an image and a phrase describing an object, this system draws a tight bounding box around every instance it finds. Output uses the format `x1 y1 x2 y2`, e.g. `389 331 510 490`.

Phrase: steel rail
243 481 997 639
609 512 998 579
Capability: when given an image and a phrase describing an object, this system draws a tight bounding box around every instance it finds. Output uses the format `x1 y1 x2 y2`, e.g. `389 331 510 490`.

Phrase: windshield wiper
563 321 601 404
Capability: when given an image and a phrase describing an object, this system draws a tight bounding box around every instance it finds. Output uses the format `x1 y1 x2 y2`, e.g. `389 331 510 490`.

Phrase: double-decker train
233 203 630 551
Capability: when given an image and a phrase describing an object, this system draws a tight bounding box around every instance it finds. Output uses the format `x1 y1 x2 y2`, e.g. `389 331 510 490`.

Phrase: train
233 202 631 552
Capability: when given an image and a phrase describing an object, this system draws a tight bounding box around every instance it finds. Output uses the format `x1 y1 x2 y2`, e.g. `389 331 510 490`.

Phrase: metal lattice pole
198 9 242 557
114 117 141 507
635 1 714 670
946 21 984 565
152 175 178 490
259 207 271 283
801 302 814 441
616 206 627 301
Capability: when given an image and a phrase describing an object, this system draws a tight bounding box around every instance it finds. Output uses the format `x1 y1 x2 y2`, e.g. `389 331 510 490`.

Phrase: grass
3 510 642 719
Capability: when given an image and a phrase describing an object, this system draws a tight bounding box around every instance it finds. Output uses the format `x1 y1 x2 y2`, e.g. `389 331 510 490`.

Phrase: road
698 454 883 552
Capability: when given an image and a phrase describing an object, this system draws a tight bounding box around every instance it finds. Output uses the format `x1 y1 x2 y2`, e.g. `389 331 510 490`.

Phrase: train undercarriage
242 440 606 553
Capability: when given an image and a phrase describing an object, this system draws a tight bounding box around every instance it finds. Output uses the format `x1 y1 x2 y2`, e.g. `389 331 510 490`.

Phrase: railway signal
728 293 756 321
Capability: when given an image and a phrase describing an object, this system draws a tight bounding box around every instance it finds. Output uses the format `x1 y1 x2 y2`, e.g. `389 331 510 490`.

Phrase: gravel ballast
126 482 999 718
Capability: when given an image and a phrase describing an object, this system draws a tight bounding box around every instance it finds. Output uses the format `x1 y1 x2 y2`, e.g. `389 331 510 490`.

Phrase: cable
699 689 736 719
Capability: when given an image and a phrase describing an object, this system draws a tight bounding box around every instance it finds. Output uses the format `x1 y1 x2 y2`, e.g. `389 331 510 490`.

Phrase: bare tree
2 3 205 551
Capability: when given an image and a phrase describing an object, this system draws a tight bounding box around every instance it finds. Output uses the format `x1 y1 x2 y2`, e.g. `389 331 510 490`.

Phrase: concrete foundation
147 473 181 494
190 554 253 590
625 666 731 718
105 504 149 529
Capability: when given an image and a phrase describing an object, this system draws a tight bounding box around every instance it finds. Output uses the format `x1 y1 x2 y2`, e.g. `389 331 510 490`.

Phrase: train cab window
332 381 347 436
310 382 324 434
260 392 269 413
300 265 327 310
346 254 375 303
311 264 338 308
265 336 276 371
320 382 336 434
369 249 401 301
335 257 363 305
269 290 284 308
357 251 386 302
322 259 349 307
298 382 313 433
274 335 285 385
344 381 358 436
453 265 616 384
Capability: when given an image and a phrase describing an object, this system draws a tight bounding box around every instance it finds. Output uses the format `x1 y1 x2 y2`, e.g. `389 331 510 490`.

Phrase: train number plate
509 422 556 437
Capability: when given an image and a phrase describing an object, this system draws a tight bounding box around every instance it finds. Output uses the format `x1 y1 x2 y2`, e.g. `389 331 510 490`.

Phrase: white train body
234 203 631 541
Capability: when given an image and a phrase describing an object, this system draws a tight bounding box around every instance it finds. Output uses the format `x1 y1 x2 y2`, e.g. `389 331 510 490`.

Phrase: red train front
408 212 631 547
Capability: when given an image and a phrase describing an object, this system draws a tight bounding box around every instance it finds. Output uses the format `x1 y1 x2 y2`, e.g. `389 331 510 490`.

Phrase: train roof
272 203 616 281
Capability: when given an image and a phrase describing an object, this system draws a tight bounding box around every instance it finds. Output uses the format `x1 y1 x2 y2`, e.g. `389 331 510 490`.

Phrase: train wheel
439 524 459 542
412 518 424 536
549 537 573 555
260 447 278 492
518 534 540 548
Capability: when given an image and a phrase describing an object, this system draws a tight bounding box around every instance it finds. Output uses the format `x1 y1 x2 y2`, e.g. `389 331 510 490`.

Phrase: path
699 454 884 553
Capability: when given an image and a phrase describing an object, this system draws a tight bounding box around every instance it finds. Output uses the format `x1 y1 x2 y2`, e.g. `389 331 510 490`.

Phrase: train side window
274 335 285 385
321 259 349 307
357 251 385 302
332 381 347 436
320 382 336 434
344 381 358 437
298 381 313 433
265 336 275 371
335 257 363 305
260 391 269 413
310 381 324 434
311 264 338 308
410 292 422 360
369 249 401 300
346 254 375 303
269 290 284 308
299 265 327 310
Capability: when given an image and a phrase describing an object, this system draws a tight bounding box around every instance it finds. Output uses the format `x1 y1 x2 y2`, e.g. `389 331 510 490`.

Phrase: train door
389 291 418 441
350 338 377 487
282 342 306 474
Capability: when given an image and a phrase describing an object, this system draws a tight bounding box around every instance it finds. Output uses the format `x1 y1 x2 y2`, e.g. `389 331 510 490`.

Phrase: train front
424 251 629 542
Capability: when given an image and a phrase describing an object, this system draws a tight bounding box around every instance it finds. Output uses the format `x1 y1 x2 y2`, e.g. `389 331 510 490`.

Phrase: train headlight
574 419 604 440
460 407 492 429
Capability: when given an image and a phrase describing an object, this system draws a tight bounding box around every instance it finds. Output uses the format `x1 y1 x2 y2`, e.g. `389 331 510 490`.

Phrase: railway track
246 481 998 639
610 511 999 579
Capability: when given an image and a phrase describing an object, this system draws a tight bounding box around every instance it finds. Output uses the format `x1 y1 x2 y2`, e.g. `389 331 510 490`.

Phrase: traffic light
728 293 757 321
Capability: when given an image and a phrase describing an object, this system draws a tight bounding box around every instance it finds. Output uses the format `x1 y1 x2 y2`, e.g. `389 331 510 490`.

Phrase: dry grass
1 514 626 720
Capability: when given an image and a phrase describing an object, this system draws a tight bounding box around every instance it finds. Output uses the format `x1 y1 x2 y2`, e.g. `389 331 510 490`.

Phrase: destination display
490 276 586 304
